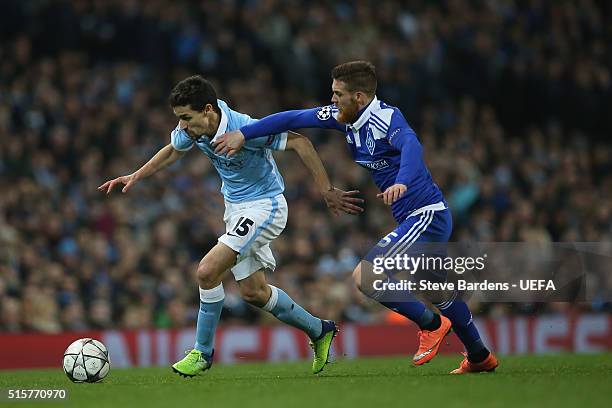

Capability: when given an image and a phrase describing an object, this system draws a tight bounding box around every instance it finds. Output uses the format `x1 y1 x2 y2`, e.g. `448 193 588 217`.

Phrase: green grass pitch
1 354 611 408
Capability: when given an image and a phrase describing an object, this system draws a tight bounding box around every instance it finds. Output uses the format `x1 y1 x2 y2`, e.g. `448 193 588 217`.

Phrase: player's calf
354 261 454 366
238 271 272 307
242 275 336 373
352 261 380 297
433 294 492 365
172 243 235 378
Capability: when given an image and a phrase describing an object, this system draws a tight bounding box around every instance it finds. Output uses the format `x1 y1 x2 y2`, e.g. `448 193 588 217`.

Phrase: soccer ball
63 338 110 383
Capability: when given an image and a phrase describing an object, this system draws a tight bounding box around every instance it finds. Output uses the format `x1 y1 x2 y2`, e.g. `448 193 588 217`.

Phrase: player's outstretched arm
213 107 343 157
285 131 364 216
98 144 186 194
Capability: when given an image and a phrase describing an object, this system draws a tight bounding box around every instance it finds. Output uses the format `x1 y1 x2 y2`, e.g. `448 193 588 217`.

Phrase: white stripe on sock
199 284 225 303
262 284 279 311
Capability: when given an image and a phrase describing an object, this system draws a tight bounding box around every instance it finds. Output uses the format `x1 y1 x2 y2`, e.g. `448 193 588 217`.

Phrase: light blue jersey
171 100 287 202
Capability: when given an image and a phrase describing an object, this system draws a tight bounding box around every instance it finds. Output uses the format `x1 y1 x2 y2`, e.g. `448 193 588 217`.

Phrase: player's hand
322 188 364 216
377 184 407 205
212 130 245 157
97 173 139 194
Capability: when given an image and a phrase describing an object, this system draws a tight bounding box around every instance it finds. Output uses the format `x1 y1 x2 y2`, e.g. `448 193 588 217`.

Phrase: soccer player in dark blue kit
214 61 498 373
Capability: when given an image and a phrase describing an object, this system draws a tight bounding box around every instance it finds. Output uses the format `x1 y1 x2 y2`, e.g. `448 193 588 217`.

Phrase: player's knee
353 262 378 296
196 262 221 289
352 265 363 292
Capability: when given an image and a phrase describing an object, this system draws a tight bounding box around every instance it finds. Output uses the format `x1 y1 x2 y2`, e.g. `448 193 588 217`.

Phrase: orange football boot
412 315 452 365
450 352 499 374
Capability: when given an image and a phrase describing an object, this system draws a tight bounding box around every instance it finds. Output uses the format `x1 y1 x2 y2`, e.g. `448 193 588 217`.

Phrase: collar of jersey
349 95 379 131
210 106 229 143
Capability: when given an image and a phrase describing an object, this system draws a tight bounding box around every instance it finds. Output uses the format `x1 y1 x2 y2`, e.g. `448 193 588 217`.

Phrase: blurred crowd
1 0 610 333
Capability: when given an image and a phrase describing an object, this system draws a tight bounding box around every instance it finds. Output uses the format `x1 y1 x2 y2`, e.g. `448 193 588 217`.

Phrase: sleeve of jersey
240 107 343 140
240 117 287 150
170 124 195 151
266 132 288 151
388 114 422 187
245 131 288 151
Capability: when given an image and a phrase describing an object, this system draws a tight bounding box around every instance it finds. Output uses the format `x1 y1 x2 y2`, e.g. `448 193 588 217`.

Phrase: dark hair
331 61 377 95
169 75 220 113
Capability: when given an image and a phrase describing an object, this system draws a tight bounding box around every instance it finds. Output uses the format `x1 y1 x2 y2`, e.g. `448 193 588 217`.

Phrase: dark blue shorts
365 208 453 281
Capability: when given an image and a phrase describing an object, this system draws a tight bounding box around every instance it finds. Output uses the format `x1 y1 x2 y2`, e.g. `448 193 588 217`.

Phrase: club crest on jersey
366 127 376 155
316 106 332 121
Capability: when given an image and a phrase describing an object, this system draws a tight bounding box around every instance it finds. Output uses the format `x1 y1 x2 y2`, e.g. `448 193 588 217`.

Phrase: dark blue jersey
240 97 445 223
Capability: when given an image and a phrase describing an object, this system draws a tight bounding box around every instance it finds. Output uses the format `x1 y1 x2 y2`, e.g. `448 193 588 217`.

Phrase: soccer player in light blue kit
99 75 364 376
214 61 499 374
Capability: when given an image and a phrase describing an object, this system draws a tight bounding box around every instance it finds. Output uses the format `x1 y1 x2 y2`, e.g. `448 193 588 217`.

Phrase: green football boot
172 349 214 377
310 320 339 374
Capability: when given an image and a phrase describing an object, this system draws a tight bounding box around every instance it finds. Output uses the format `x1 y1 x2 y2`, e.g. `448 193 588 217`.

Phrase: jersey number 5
377 231 399 248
